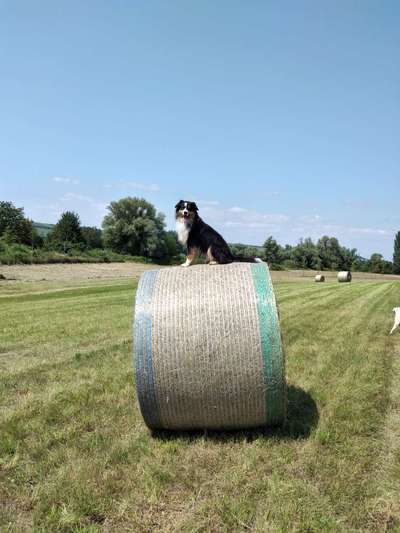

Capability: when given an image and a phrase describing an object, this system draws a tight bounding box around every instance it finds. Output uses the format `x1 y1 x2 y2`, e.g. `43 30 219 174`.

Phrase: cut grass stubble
0 275 399 531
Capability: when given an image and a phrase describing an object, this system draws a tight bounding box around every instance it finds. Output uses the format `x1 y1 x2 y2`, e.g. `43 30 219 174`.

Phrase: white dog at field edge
390 307 400 335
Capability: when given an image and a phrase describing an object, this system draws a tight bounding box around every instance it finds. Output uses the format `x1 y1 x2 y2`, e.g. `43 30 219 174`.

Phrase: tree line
256 236 396 274
0 198 182 264
1 198 399 274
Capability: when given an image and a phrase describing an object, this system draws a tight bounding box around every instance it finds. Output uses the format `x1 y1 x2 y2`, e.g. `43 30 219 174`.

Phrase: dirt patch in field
0 262 158 282
0 263 399 283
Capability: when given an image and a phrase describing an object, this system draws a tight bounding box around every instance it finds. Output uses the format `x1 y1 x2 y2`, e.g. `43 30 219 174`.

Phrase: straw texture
133 262 286 430
338 271 352 282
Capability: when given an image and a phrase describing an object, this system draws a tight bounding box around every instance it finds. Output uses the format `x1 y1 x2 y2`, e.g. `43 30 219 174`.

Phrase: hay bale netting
337 271 352 283
133 262 286 431
315 274 325 282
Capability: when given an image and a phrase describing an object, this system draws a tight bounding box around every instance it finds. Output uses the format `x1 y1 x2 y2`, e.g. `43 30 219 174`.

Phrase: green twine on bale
251 263 286 425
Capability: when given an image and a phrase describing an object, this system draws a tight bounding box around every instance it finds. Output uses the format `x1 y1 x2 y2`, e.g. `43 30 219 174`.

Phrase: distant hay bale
315 274 325 282
338 271 352 283
133 262 286 431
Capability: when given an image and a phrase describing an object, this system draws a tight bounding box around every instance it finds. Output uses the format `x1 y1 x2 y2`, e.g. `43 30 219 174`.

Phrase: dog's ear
175 200 184 210
190 202 199 212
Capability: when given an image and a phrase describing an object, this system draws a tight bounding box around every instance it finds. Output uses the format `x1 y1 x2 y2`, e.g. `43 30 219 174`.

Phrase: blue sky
0 1 398 259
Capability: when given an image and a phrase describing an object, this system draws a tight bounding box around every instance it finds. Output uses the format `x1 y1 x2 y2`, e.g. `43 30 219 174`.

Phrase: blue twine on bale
133 269 161 429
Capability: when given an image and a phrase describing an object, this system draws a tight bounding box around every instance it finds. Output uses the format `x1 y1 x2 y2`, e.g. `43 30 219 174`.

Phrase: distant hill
33 222 55 237
229 242 264 252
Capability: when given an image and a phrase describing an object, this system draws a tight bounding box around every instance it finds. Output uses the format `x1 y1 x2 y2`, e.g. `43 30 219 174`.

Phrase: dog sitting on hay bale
175 200 262 267
133 204 286 431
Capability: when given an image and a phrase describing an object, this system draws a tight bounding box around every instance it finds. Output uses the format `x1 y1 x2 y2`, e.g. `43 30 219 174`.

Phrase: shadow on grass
151 385 318 442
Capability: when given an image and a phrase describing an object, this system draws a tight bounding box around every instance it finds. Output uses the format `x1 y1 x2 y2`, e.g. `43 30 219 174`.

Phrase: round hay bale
133 262 286 431
338 271 352 283
315 274 325 282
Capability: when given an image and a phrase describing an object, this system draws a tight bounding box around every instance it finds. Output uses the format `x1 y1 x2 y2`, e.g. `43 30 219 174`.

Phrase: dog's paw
180 262 190 267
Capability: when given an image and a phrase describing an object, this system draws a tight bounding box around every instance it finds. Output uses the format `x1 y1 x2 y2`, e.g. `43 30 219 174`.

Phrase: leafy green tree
0 201 33 245
341 246 358 271
102 197 166 258
31 230 44 248
230 243 261 258
291 238 320 269
229 243 247 257
50 211 84 252
352 255 368 272
393 231 400 275
263 236 282 265
382 259 394 274
368 253 386 273
164 231 182 259
2 227 18 245
81 226 103 249
279 244 295 267
243 245 261 257
317 236 343 270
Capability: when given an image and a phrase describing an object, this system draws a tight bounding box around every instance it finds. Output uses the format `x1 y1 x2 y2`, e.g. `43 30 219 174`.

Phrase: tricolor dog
175 200 261 267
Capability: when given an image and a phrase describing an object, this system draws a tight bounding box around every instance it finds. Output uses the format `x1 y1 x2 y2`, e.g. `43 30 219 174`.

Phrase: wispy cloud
314 223 394 238
196 200 220 206
32 203 63 217
223 220 279 229
63 192 91 202
62 192 107 212
126 181 160 192
228 206 248 213
200 204 289 230
299 214 321 224
106 180 160 192
52 176 80 185
30 193 108 226
348 227 393 236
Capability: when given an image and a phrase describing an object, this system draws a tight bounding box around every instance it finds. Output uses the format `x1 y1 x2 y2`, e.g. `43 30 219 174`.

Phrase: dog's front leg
181 247 198 267
181 257 193 267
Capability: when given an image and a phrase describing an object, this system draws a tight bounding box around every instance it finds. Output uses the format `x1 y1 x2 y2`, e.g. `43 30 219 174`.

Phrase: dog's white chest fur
176 219 190 245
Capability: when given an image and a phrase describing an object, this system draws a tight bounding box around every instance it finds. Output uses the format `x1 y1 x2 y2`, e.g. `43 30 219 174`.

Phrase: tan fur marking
188 247 198 261
181 247 198 267
206 246 215 264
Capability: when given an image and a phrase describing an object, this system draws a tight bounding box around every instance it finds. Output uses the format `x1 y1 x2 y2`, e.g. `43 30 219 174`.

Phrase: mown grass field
1 270 399 532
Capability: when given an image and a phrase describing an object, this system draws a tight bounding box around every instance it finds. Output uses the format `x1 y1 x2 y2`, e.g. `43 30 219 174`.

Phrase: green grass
1 276 399 531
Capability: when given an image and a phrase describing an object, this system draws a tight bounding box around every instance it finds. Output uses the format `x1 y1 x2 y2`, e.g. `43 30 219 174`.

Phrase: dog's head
175 200 199 222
